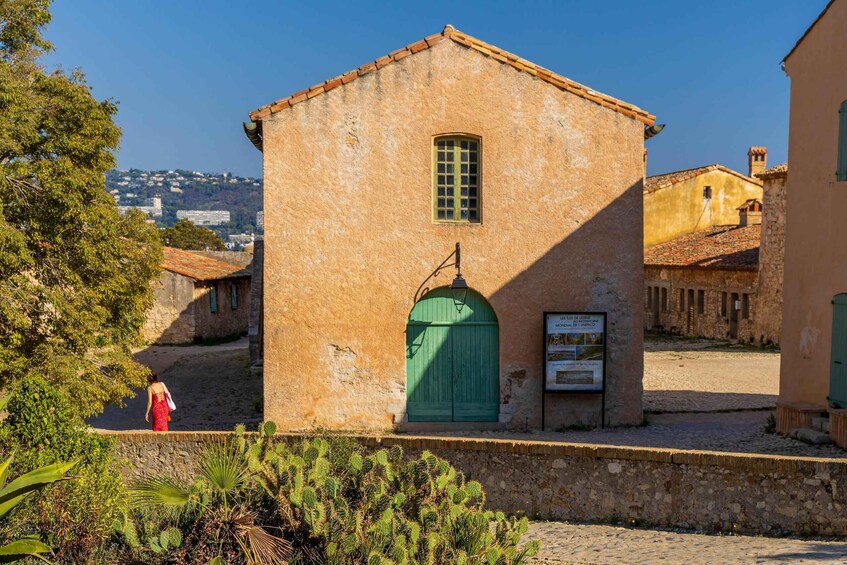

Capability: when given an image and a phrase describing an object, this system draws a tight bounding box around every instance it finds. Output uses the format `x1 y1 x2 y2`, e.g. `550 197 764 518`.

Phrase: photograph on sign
544 313 605 392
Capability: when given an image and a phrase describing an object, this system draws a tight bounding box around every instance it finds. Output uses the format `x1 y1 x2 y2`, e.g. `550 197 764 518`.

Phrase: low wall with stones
108 431 847 537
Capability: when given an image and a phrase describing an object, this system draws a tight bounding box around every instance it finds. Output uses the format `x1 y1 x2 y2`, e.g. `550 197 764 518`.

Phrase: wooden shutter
838 101 847 182
829 294 847 407
210 286 217 313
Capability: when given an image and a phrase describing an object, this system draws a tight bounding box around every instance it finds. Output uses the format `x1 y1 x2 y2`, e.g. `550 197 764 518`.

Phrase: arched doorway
405 287 499 422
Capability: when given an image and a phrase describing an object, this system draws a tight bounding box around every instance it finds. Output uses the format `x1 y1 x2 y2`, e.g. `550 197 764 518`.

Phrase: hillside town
3 0 847 563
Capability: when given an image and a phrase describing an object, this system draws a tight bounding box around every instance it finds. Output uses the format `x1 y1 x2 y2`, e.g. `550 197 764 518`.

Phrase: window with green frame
209 286 217 313
230 283 238 310
838 100 847 182
434 136 480 222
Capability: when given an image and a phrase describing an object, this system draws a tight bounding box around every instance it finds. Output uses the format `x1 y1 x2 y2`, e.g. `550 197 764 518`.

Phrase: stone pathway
525 521 847 564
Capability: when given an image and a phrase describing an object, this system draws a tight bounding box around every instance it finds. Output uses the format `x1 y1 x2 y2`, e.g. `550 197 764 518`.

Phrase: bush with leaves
126 422 539 564
0 377 126 563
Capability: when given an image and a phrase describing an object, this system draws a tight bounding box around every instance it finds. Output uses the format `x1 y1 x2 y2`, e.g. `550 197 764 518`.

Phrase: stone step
794 427 832 445
812 416 830 433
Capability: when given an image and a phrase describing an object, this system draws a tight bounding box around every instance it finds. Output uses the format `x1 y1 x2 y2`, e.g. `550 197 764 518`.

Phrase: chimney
738 199 763 227
747 146 767 178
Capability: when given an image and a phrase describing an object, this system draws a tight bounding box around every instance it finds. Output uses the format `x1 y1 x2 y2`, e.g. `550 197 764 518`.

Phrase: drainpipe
243 121 263 152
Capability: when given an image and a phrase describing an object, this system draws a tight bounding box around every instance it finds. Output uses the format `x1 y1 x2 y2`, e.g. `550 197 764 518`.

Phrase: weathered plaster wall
755 174 786 346
193 278 252 341
644 267 758 342
110 432 847 537
644 170 763 247
262 40 645 430
780 0 847 409
249 240 264 367
142 271 196 344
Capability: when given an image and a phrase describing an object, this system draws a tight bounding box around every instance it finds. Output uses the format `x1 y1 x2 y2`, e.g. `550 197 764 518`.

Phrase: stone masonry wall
755 174 786 346
644 266 758 342
109 432 847 537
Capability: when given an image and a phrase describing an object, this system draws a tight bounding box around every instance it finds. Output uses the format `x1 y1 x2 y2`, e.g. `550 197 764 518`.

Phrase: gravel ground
524 521 847 564
644 337 779 413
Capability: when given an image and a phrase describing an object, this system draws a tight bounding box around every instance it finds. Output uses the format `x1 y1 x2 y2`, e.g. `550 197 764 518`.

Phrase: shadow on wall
404 180 644 430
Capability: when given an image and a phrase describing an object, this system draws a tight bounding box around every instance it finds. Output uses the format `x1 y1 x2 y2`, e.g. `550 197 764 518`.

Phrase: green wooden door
406 288 499 422
830 294 847 408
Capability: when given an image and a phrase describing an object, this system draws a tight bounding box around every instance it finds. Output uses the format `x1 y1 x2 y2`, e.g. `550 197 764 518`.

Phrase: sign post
541 312 607 430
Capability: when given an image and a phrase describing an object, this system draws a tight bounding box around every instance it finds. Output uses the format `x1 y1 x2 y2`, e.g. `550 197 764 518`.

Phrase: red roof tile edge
161 247 250 282
247 25 655 126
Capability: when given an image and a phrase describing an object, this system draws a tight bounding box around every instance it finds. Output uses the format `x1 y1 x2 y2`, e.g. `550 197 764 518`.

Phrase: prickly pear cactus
249 425 539 565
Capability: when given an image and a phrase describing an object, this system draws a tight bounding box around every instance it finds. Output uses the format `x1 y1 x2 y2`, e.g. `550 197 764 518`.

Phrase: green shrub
0 376 127 563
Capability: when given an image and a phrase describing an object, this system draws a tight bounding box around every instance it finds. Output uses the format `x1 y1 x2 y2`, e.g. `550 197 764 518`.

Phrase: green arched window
433 136 480 222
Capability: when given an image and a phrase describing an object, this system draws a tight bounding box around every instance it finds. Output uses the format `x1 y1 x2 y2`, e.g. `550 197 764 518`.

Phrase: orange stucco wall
261 40 645 430
780 0 847 408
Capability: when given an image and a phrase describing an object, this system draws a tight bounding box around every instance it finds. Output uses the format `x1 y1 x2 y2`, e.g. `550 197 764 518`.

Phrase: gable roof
644 164 762 194
783 0 837 62
644 225 760 271
248 25 655 126
162 247 250 282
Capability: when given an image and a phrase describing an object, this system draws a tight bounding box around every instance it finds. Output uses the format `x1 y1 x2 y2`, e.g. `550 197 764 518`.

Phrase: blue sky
44 1 828 178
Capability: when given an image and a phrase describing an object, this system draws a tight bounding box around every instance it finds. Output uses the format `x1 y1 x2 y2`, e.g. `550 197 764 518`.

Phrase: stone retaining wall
108 431 847 537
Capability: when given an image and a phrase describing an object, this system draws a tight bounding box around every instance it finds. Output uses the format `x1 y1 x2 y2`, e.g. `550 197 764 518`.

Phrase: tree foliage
161 218 226 251
0 0 162 416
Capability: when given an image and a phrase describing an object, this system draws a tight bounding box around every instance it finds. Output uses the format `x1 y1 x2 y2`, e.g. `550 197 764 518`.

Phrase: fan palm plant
0 455 76 563
131 440 290 564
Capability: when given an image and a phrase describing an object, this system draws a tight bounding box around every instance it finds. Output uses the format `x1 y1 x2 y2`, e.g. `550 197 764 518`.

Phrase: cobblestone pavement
644 337 779 413
524 521 847 564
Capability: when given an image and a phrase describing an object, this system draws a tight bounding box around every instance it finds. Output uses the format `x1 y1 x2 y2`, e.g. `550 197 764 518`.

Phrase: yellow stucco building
643 151 764 247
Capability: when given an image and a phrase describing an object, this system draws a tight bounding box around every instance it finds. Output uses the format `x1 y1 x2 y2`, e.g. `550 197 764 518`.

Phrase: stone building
753 164 787 346
143 247 252 344
245 25 655 431
644 221 760 341
643 149 764 247
776 0 847 444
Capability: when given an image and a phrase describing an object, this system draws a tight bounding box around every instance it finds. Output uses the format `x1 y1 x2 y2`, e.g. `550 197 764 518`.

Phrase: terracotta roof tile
747 146 767 156
161 247 250 282
644 164 762 194
644 225 760 270
248 25 655 126
757 163 788 180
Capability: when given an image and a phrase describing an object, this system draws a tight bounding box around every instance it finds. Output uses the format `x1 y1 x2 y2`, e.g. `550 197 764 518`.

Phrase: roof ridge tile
248 26 655 125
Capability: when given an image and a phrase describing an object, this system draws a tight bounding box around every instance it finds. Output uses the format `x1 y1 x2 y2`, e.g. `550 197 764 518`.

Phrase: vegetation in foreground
119 423 540 564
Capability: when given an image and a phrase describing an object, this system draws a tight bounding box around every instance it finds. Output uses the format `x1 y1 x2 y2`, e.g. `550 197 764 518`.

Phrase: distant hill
105 169 262 236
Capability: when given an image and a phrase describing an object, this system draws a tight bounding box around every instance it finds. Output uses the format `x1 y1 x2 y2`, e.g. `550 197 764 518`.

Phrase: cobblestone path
526 521 847 564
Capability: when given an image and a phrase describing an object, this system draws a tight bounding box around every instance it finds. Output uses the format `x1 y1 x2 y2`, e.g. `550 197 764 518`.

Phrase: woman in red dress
144 373 170 432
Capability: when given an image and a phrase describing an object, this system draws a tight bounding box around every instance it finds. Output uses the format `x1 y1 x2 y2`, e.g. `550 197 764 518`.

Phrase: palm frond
130 476 190 508
232 508 291 565
200 441 247 500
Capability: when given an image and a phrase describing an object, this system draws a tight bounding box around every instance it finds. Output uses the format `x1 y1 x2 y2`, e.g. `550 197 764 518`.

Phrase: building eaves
783 0 837 63
644 164 762 194
247 25 655 126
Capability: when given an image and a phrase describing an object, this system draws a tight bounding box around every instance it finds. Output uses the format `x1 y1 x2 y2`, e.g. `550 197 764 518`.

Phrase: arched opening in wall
405 287 498 422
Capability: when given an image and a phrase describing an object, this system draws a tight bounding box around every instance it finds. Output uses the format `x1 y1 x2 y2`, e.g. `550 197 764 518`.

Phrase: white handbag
163 384 176 411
